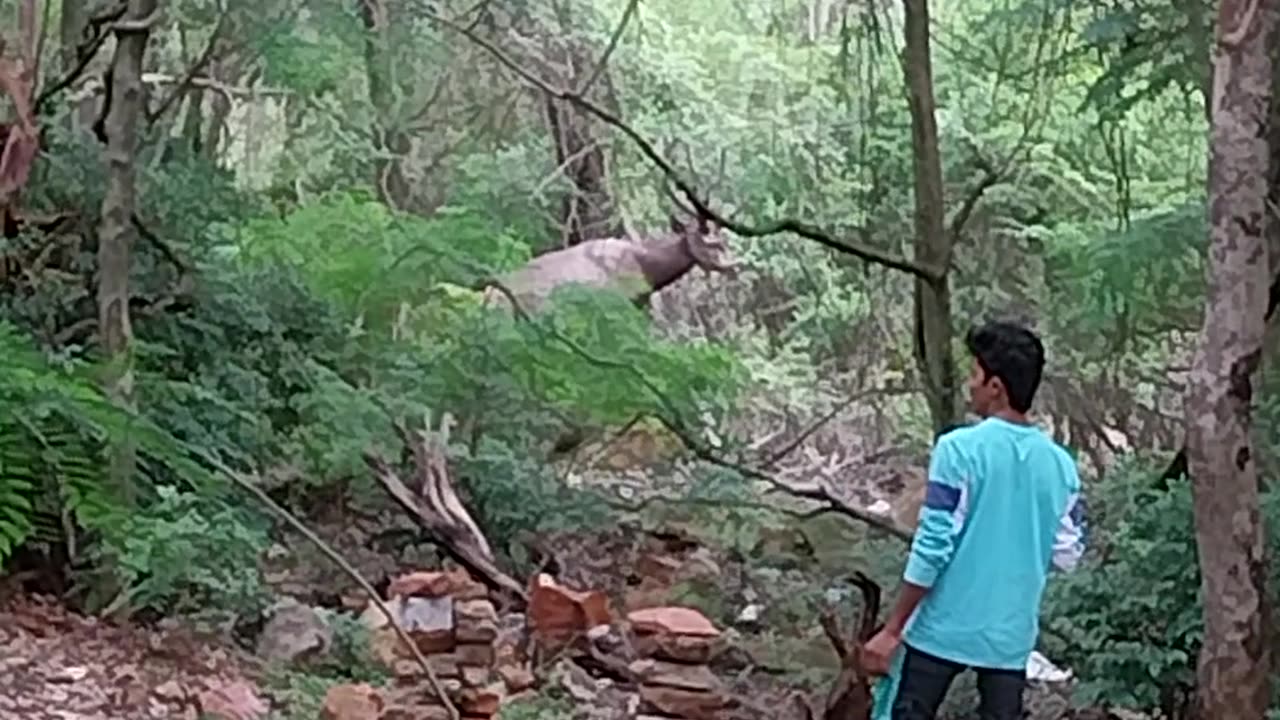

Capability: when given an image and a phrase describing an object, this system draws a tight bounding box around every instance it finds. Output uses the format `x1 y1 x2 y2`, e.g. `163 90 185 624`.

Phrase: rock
379 706 453 720
639 685 734 719
360 597 402 632
460 664 491 687
635 553 684 584
457 684 504 715
497 664 536 693
454 642 494 667
197 680 269 720
46 666 89 683
379 707 452 720
454 600 499 643
321 683 384 720
367 595 456 665
632 632 721 664
627 606 723 663
256 599 332 665
389 652 464 682
527 574 612 652
401 596 456 653
629 659 722 692
627 607 720 637
152 680 189 703
388 569 485 600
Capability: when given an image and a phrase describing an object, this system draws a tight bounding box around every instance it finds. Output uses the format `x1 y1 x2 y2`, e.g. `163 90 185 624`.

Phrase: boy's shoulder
938 420 1079 472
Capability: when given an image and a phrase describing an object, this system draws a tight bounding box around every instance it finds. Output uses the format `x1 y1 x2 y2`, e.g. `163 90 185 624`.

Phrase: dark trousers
891 643 1025 720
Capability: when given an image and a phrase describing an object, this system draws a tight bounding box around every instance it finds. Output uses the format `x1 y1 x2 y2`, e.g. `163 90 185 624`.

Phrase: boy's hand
861 627 902 676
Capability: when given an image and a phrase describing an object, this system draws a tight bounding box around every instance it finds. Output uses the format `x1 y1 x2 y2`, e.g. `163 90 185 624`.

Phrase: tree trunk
1185 0 1277 716
359 0 416 212
97 0 156 510
545 1 621 245
901 0 958 433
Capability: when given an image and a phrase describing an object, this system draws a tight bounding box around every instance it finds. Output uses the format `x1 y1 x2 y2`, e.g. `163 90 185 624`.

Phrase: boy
863 321 1086 719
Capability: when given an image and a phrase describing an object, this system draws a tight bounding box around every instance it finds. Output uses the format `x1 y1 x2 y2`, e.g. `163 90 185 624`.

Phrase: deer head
669 213 738 275
662 178 739 276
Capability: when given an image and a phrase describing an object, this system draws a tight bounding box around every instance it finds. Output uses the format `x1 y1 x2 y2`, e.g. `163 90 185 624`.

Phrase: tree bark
1186 0 1277 715
97 0 157 507
901 0 958 433
359 0 416 212
543 0 621 246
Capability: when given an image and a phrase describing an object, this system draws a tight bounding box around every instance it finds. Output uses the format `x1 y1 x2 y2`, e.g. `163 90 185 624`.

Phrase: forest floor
0 438 1089 720
0 591 268 720
0 511 1088 720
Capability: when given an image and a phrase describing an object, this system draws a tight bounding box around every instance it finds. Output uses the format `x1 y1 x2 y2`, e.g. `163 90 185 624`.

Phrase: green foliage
1041 455 1280 712
106 485 271 619
232 192 529 326
0 322 119 564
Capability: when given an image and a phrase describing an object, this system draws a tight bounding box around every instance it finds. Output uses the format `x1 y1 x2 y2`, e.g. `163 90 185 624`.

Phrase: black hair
965 320 1045 413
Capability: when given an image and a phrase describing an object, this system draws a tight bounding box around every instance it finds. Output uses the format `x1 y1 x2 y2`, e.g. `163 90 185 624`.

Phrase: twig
364 426 529 604
420 7 941 281
762 385 915 467
146 9 228 126
201 454 461 720
578 0 638 95
33 2 127 114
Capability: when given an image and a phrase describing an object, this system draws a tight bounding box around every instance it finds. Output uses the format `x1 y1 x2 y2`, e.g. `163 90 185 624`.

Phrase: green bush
1041 454 1280 714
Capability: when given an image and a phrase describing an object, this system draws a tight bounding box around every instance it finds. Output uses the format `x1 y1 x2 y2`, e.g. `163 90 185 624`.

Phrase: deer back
482 237 649 313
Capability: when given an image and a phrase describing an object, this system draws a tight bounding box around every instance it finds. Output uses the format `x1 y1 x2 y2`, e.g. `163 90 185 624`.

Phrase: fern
0 322 222 568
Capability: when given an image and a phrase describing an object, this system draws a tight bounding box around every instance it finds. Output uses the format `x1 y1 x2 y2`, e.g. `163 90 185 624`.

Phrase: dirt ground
0 592 268 720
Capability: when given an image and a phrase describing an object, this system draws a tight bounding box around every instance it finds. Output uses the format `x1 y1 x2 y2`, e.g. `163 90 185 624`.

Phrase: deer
794 571 884 720
479 200 739 315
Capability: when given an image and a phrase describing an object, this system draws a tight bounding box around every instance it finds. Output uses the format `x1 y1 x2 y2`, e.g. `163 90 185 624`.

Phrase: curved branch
421 8 942 281
477 280 913 541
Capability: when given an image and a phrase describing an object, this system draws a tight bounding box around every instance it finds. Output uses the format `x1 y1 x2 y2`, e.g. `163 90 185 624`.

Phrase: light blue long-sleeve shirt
900 417 1085 671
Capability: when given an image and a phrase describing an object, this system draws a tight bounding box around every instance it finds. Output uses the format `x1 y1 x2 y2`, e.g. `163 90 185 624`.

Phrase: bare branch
199 454 461 720
578 0 638 95
147 9 229 126
477 279 914 542
762 385 916 467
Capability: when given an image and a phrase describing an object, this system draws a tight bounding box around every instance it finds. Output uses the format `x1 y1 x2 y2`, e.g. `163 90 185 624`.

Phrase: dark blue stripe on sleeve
923 481 961 512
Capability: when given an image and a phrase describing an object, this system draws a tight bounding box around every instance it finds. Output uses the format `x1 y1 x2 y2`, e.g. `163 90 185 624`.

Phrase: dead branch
420 7 942 282
761 385 916 467
199 454 460 720
32 2 127 114
363 413 529 604
147 9 229 126
577 0 638 95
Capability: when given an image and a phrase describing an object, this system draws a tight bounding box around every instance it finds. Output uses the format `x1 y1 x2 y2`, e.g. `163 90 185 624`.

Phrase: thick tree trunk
97 0 156 508
901 0 958 433
1185 0 1277 716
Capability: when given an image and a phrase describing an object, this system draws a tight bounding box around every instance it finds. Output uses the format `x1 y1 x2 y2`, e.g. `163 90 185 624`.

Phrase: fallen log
364 412 528 606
